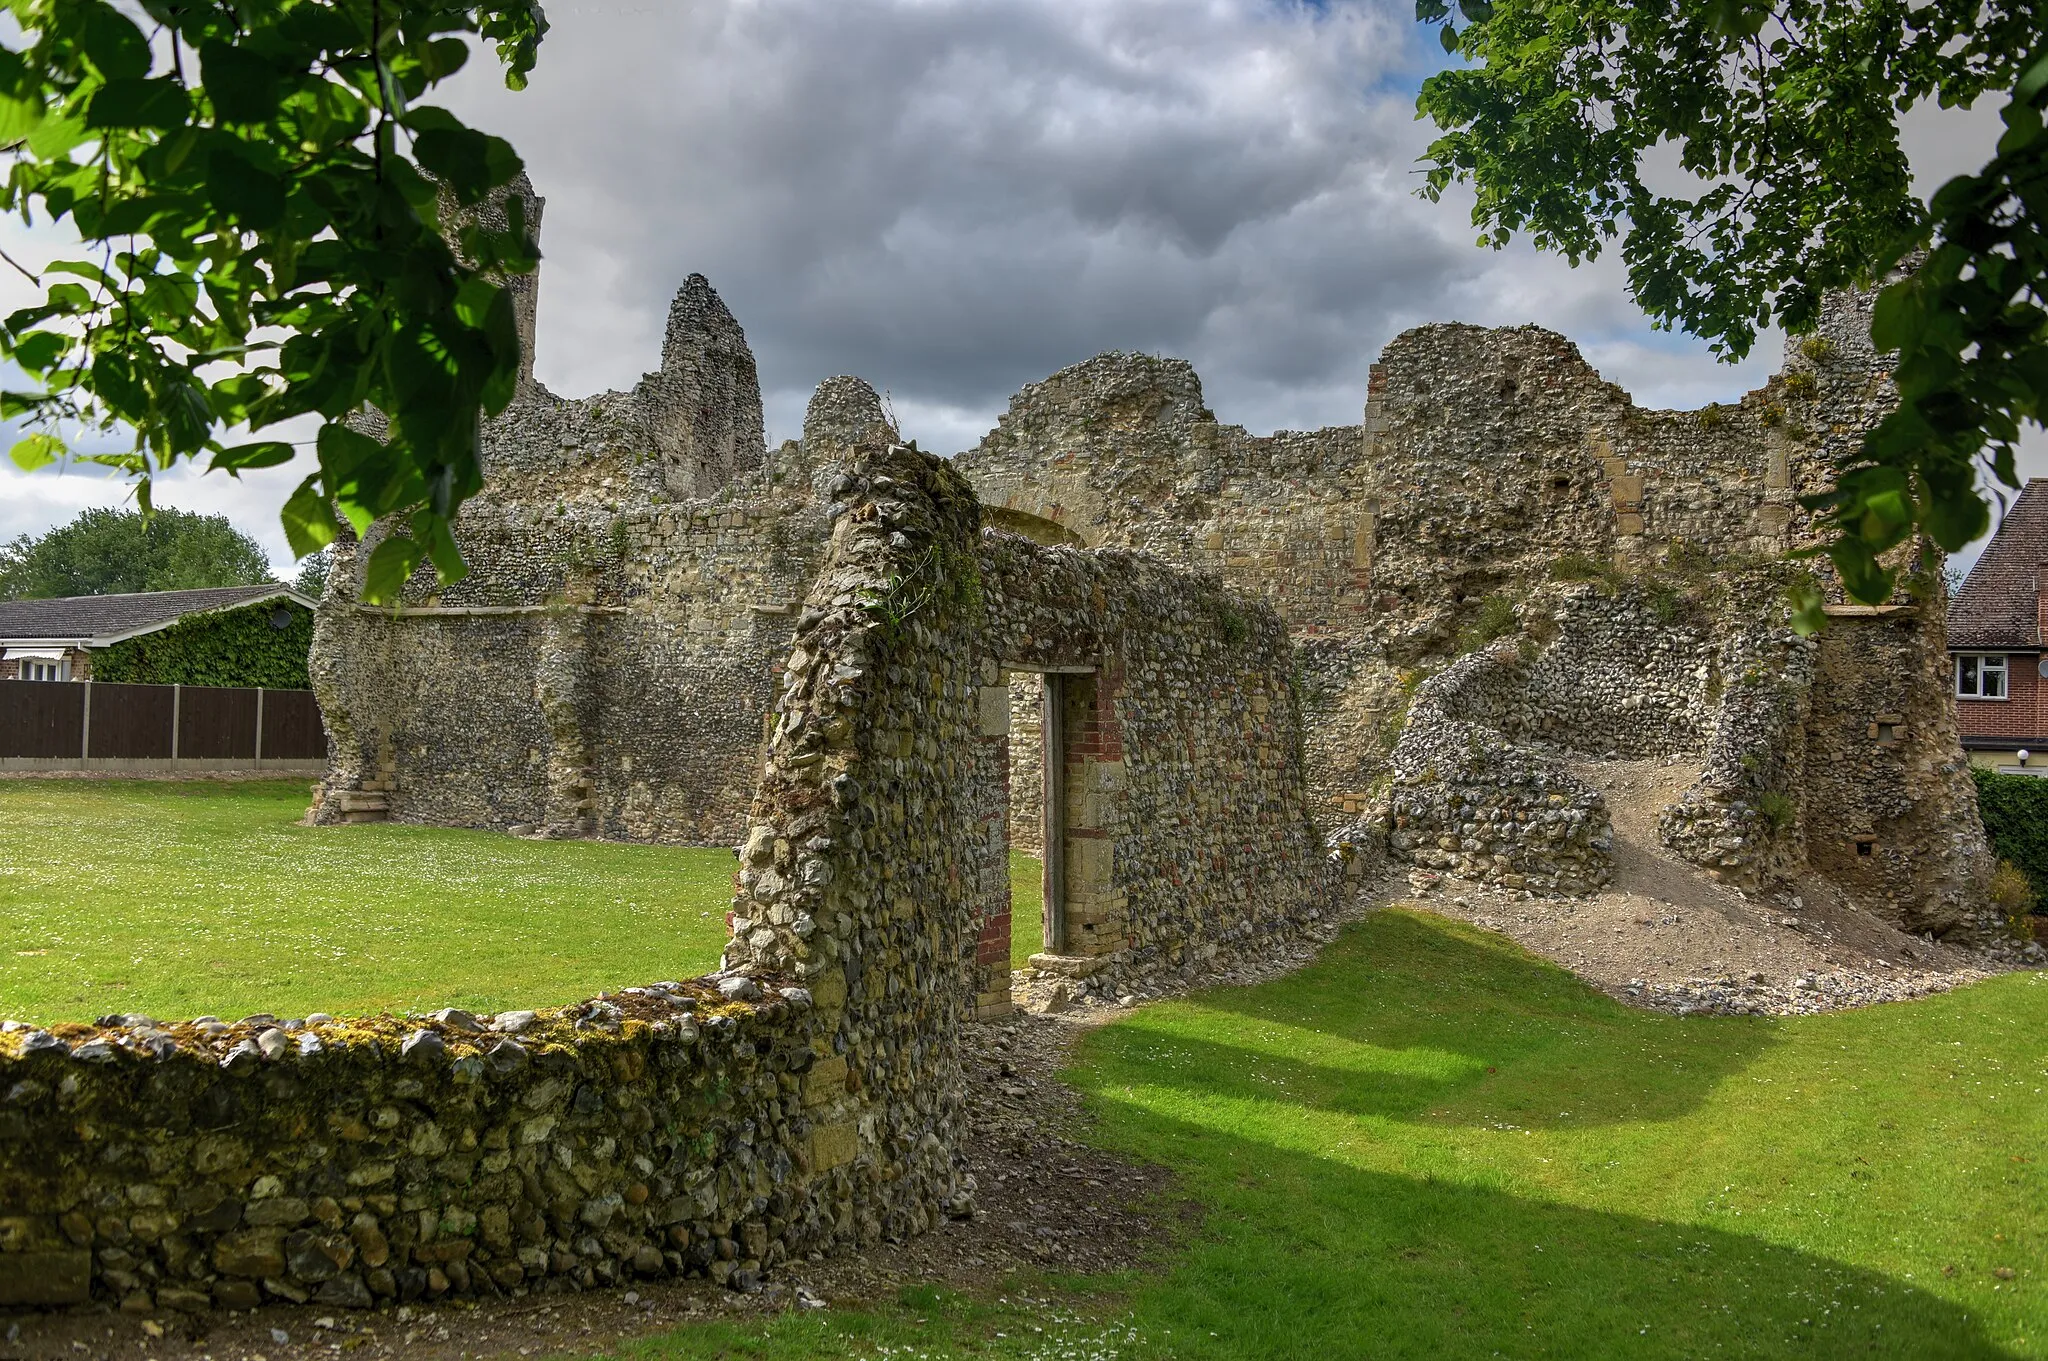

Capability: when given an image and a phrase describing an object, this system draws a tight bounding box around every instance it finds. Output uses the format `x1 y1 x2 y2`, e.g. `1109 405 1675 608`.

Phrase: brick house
1949 478 2048 774
0 585 313 682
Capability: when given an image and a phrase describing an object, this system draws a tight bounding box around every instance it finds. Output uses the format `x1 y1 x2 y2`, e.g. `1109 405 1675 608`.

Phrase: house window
1957 654 2008 699
21 657 68 682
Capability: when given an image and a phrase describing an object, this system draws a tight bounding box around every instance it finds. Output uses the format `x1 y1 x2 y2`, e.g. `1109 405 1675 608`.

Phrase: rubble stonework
952 292 1996 935
0 443 1335 1312
309 191 1995 941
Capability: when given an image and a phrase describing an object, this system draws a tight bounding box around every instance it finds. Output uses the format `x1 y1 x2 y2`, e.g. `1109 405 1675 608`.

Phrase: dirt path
1405 756 2025 1015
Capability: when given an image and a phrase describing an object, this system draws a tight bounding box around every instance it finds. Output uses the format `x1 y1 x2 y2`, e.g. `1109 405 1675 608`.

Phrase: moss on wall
94 599 314 689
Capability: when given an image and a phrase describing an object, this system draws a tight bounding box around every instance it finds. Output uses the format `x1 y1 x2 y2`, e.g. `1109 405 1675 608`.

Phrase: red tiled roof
1950 479 2048 651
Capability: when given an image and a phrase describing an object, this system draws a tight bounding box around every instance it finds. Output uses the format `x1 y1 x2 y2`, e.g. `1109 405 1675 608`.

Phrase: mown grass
0 779 736 1023
1011 851 1044 968
616 910 2045 1360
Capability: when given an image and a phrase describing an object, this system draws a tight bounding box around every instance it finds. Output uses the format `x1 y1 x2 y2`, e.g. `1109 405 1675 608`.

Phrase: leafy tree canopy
1414 0 2046 612
0 0 547 602
0 505 271 598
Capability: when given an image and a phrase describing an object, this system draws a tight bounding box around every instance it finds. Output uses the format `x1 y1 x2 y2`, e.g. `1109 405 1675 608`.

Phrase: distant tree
292 546 331 600
0 506 271 599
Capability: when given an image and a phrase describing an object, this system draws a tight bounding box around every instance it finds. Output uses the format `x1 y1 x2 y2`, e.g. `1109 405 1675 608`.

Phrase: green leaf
1440 23 1460 53
12 331 67 373
209 441 297 473
78 2 151 81
199 40 282 125
206 148 288 229
280 477 340 559
26 111 90 158
8 432 64 472
363 535 428 605
87 77 191 130
316 422 388 480
452 276 500 329
0 95 45 142
1868 283 1922 355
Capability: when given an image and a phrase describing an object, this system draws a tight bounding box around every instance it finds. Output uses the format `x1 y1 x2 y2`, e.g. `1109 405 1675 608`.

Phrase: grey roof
0 585 311 646
1950 479 2048 651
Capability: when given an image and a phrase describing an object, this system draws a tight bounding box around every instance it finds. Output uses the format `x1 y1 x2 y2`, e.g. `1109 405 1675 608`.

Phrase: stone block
803 1057 848 1107
808 1121 857 1171
0 1249 90 1306
977 686 1010 738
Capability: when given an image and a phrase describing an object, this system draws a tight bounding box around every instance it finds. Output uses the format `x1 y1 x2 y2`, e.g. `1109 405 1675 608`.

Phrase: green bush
93 599 314 689
1971 767 2048 913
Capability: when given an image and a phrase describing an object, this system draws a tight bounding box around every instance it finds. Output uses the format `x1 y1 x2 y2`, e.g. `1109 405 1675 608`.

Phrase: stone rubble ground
1399 756 2043 1016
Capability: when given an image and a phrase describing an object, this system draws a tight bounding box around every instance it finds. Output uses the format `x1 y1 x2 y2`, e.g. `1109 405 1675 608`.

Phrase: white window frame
20 656 69 682
1956 653 2009 700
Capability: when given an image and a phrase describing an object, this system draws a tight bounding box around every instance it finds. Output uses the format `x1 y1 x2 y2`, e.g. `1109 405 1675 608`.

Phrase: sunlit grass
617 910 2046 1360
0 779 736 1024
1011 851 1043 968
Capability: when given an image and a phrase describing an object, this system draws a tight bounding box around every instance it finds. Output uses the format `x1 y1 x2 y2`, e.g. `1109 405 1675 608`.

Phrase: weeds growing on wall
93 601 314 689
1971 768 2048 913
1754 790 1797 833
1455 594 1519 653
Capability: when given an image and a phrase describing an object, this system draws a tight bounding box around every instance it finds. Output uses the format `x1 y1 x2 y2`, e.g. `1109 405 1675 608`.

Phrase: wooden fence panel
261 688 326 761
85 683 175 759
0 680 84 758
1 681 323 762
180 686 258 760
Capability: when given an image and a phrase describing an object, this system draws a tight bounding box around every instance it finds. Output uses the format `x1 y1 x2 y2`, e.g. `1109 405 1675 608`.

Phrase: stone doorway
998 663 1121 1007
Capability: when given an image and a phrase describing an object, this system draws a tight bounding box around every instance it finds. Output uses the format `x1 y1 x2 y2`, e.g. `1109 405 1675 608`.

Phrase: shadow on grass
1096 908 1780 1129
1073 1104 2014 1360
1054 912 2016 1358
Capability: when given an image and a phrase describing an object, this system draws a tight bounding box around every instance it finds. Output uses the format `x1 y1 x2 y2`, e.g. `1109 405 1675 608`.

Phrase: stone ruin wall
310 266 887 845
305 179 1993 941
0 443 1334 1313
953 291 1994 935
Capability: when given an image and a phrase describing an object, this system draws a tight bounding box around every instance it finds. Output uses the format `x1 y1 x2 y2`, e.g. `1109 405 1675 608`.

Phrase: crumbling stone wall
0 982 869 1313
0 440 1334 1315
953 290 1994 933
1388 648 1614 894
309 183 1991 933
309 204 858 842
721 434 1337 1017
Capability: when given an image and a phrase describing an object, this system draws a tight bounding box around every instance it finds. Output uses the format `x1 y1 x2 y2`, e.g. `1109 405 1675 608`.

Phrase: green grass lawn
0 779 736 1023
1011 851 1043 968
616 910 2046 1360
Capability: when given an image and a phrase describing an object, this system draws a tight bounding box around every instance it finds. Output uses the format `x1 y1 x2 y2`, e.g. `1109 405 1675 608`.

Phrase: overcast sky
0 0 2025 575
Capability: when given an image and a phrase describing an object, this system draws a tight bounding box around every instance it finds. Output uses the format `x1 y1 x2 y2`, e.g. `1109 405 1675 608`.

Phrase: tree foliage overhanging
1413 0 2048 614
0 0 547 603
0 504 271 599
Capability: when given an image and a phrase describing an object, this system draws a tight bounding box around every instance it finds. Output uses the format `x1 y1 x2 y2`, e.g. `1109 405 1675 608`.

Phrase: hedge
93 598 314 689
1971 767 2048 912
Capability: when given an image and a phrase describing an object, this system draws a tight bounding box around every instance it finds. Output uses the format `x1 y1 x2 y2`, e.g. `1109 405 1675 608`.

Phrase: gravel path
1401 756 2041 1015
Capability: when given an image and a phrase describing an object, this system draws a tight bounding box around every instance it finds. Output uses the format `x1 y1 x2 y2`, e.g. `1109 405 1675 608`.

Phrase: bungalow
1949 478 2048 775
0 585 316 686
